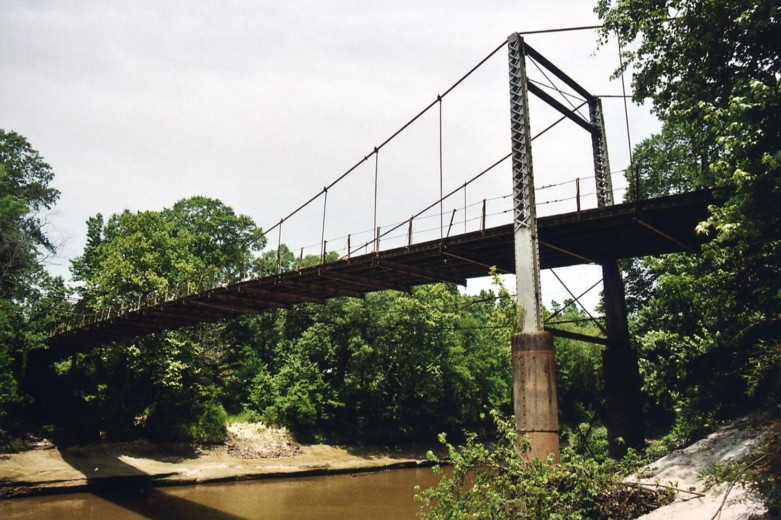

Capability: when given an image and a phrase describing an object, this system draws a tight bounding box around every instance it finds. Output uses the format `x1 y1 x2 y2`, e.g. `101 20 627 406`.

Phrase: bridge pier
507 32 560 461
601 259 645 458
512 331 559 461
506 31 649 461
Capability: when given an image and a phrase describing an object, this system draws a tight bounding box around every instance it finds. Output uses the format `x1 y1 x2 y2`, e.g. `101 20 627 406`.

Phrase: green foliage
0 130 60 298
746 420 781 515
0 131 65 437
247 349 335 441
596 0 779 117
626 122 700 201
71 196 266 309
71 210 198 307
563 423 611 462
60 194 514 445
700 460 743 488
56 191 516 445
746 339 781 413
0 301 21 423
240 284 513 442
189 400 228 444
166 196 265 276
696 419 781 515
598 0 781 440
546 302 604 428
57 197 267 442
416 411 668 519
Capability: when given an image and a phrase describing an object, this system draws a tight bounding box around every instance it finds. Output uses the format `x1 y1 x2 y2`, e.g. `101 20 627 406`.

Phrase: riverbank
0 422 433 498
628 417 771 520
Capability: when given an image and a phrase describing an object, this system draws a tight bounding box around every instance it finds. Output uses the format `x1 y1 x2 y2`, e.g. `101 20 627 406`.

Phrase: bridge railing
50 165 633 338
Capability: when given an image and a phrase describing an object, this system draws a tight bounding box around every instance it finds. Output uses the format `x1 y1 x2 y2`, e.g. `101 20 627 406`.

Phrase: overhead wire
262 39 509 237
527 56 587 117
517 23 605 35
261 21 613 239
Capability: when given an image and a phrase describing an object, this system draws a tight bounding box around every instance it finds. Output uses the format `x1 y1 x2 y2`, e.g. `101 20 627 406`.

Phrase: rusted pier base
512 330 560 462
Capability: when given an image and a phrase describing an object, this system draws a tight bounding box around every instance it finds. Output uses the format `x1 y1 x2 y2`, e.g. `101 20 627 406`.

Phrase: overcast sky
0 1 659 309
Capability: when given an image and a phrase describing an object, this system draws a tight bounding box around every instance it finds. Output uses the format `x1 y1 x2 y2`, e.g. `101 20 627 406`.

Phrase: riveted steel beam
526 83 595 134
508 32 543 333
590 98 614 207
523 43 595 102
275 278 364 299
239 286 326 305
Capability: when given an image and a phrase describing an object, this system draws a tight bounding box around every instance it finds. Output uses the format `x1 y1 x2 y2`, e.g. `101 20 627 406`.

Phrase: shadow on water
91 487 247 520
58 446 247 520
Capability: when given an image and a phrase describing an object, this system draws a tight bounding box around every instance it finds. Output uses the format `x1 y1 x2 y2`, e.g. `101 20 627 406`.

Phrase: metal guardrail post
576 177 581 215
446 209 456 237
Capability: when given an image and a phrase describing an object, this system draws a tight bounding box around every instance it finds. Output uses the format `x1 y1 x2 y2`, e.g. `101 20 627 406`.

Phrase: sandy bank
627 418 769 520
0 424 432 498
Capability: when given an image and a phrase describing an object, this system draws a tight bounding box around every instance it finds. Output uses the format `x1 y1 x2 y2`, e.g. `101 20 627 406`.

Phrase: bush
416 411 670 519
190 400 228 444
143 397 228 444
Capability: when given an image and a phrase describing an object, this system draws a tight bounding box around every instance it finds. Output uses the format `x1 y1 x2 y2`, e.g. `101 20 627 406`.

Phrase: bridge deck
47 191 711 352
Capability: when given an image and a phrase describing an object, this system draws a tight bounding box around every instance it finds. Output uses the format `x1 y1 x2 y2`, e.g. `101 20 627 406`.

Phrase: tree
546 302 605 430
71 209 199 309
165 196 264 278
241 283 514 443
0 131 59 298
64 197 265 441
626 122 699 202
597 0 780 257
597 0 780 437
416 411 665 519
0 131 63 438
71 196 267 308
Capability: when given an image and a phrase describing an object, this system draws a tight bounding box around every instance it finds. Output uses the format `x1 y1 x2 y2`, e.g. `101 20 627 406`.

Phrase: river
0 467 441 519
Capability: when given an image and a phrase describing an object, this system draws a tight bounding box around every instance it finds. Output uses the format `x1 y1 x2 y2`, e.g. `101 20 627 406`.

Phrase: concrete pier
512 330 560 462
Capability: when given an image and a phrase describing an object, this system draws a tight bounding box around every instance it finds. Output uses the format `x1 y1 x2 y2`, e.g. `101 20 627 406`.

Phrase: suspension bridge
47 189 708 352
45 33 713 459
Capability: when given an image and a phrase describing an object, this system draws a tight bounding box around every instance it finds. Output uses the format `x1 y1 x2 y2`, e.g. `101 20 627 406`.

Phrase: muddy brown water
0 467 441 519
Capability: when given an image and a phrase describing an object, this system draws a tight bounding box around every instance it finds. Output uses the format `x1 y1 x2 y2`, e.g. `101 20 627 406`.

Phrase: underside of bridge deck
46 190 711 354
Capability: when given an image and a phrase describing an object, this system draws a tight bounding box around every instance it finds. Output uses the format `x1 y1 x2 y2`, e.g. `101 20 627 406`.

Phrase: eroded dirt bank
0 423 432 498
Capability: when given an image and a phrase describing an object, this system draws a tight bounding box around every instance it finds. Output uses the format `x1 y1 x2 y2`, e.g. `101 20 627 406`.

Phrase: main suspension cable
263 39 508 237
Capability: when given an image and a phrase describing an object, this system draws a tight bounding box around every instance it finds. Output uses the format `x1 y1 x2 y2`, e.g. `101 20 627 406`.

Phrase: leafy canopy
0 131 64 435
70 196 266 309
0 130 60 299
597 0 780 439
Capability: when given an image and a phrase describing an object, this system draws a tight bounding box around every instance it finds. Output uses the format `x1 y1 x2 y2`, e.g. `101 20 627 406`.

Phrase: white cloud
1 0 659 310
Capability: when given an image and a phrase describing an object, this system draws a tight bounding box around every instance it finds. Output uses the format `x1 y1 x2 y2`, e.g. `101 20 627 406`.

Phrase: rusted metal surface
46 190 711 353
